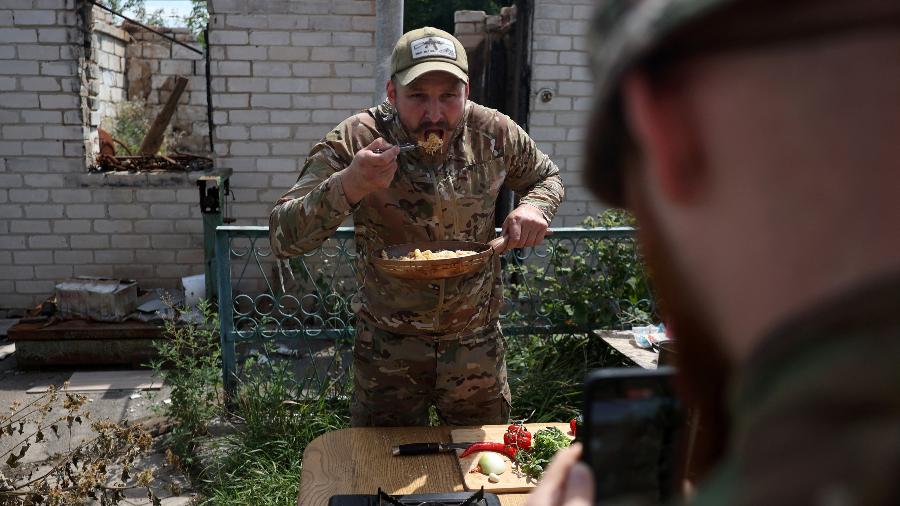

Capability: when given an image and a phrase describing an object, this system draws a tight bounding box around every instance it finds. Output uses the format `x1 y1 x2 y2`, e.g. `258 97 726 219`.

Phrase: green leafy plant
506 209 655 332
148 298 223 468
0 385 159 505
102 0 165 26
184 0 209 46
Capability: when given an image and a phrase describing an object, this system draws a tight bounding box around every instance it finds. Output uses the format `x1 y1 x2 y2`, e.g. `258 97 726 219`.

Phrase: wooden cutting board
451 423 572 493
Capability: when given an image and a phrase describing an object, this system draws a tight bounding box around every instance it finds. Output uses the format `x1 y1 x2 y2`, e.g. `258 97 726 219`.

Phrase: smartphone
581 367 682 505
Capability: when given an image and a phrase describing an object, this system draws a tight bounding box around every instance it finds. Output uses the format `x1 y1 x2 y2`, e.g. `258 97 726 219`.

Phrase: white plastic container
182 274 205 307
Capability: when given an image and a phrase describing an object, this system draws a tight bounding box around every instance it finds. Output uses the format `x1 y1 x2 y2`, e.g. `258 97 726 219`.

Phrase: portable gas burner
327 487 502 506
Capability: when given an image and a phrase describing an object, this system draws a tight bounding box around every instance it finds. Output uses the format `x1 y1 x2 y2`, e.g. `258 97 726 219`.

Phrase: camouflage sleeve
501 117 565 223
268 116 369 259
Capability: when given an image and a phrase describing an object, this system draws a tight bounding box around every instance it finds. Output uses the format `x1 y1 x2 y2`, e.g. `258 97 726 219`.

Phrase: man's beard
627 183 733 481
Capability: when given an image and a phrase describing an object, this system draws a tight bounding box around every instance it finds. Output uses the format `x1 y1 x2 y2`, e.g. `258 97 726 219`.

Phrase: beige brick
253 61 292 76
35 265 74 280
0 262 34 279
67 204 106 219
70 234 110 249
250 30 290 46
108 204 149 219
309 78 350 93
291 62 332 77
15 280 55 295
149 204 190 219
114 264 155 279
310 46 352 62
28 235 67 249
136 250 174 263
22 204 63 218
13 248 52 264
95 250 135 264
53 220 91 234
93 219 133 233
151 234 192 249
10 219 49 233
73 264 114 278
251 93 291 108
269 77 310 93
10 189 48 203
55 250 93 264
51 189 91 203
268 46 309 61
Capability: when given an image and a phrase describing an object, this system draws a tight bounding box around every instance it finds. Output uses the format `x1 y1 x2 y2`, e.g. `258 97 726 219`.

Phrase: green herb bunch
515 426 572 481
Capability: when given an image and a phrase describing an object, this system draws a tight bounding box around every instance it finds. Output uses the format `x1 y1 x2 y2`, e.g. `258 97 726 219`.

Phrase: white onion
478 452 507 476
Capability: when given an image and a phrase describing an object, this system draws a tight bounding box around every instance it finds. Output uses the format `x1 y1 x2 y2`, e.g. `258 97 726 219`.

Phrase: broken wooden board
139 75 189 155
27 369 162 394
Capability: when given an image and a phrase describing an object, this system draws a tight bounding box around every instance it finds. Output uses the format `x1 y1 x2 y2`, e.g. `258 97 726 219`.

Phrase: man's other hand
340 137 400 205
526 444 595 506
496 203 549 253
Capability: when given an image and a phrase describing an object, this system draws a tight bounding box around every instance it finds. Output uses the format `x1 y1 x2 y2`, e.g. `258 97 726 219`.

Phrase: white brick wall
207 0 377 226
528 0 604 226
89 10 127 158
0 3 209 310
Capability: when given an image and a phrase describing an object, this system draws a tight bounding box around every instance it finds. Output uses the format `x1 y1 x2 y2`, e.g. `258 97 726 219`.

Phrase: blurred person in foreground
269 27 563 426
529 0 900 504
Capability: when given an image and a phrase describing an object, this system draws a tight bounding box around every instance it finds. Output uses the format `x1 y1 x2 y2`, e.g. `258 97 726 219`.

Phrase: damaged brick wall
87 9 127 159
122 23 209 155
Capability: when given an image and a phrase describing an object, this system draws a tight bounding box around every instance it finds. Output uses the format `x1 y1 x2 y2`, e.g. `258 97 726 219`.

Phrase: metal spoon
372 143 419 154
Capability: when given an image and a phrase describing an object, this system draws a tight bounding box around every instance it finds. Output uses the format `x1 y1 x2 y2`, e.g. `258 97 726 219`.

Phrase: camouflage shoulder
465 100 524 146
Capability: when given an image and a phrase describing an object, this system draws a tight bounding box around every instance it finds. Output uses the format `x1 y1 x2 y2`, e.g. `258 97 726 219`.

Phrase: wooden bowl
372 241 493 280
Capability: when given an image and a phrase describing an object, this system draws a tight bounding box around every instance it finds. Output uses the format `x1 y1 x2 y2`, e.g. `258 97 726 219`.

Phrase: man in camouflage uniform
530 0 900 504
270 27 564 426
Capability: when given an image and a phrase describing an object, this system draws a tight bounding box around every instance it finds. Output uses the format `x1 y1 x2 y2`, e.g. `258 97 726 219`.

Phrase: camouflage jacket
692 273 900 505
269 100 564 336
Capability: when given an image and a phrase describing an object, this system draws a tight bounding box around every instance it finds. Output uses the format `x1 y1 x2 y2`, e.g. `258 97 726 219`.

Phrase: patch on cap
410 37 457 60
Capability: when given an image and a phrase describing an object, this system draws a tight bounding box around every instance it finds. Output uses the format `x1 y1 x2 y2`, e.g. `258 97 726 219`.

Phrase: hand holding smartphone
581 367 683 505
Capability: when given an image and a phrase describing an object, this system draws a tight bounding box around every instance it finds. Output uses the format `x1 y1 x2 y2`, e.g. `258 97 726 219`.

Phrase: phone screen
582 367 682 505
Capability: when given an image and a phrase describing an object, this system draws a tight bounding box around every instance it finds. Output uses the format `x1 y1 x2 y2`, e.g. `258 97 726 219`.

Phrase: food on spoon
419 132 443 154
381 248 477 261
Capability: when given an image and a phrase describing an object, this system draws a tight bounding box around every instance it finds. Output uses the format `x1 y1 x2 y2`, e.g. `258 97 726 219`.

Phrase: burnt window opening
80 2 212 173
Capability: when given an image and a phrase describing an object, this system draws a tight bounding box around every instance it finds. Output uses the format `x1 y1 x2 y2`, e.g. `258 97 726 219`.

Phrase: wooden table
594 330 659 369
297 426 531 506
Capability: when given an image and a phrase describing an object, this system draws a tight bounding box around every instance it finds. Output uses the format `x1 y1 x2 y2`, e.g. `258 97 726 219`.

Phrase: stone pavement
0 341 199 505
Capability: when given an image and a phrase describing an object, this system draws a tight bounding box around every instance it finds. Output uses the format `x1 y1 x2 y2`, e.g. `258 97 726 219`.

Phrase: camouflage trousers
350 320 511 427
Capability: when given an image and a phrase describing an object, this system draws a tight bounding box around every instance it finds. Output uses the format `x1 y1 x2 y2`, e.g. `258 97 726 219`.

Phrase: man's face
623 151 732 476
387 71 469 153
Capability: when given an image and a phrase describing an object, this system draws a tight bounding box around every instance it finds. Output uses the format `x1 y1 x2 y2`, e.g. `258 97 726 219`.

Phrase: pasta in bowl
372 241 493 280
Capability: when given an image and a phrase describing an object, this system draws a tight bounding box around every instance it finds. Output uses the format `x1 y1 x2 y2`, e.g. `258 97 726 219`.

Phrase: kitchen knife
391 442 474 456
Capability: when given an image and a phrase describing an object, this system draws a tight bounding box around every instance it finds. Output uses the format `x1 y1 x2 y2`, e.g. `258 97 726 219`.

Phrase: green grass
172 332 625 505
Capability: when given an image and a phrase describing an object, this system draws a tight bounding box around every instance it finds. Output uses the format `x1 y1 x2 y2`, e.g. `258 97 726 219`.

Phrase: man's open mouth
422 128 444 142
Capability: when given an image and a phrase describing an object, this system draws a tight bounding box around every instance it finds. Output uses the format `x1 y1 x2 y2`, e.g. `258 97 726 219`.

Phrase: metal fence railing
215 226 653 398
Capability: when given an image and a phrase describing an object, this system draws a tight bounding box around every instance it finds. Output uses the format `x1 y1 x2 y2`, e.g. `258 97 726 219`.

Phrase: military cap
391 27 469 86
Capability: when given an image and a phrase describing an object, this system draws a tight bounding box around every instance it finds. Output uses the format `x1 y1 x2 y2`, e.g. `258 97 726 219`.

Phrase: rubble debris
90 152 213 173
